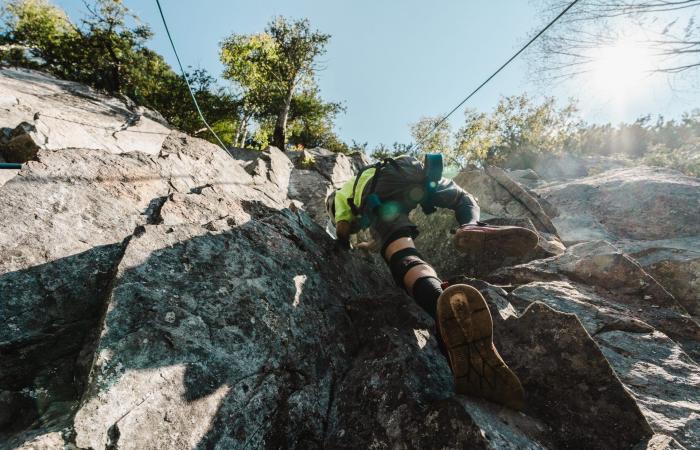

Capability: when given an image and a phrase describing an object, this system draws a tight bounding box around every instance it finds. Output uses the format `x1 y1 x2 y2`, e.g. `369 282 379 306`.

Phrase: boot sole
454 226 539 259
437 284 525 410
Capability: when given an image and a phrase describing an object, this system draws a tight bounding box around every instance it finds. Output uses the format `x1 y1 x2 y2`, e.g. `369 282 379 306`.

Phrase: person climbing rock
325 154 539 410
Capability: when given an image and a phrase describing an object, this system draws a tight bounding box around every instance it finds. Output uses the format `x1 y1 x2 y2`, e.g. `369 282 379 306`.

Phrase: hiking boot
437 284 525 410
454 223 539 260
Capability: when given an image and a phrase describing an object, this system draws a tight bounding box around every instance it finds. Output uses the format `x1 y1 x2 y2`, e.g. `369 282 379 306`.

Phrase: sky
53 0 700 148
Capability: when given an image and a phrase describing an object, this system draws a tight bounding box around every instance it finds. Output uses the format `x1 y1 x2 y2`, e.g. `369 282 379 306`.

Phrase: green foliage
298 153 316 169
445 94 700 176
246 88 348 152
286 87 347 152
644 142 700 177
2 3 349 152
220 17 339 151
455 94 581 168
370 142 418 161
2 0 154 95
1 0 241 145
1 0 76 69
400 94 698 177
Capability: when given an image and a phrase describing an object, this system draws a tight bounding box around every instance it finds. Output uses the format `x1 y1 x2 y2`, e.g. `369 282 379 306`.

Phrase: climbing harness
348 153 444 229
0 163 21 169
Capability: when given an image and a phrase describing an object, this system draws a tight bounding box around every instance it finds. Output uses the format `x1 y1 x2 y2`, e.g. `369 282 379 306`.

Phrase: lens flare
589 37 655 100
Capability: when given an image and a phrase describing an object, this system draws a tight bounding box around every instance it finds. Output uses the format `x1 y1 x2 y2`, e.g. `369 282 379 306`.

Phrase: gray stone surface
535 166 700 242
287 148 370 225
509 282 700 445
452 168 555 232
491 241 700 361
617 237 700 318
2 70 699 450
0 68 170 157
496 302 652 449
0 130 287 446
413 212 565 280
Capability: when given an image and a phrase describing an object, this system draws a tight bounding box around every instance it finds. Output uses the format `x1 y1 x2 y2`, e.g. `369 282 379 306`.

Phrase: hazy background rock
535 166 700 318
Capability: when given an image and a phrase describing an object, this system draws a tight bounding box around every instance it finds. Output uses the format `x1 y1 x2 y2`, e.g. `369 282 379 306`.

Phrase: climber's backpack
347 153 443 230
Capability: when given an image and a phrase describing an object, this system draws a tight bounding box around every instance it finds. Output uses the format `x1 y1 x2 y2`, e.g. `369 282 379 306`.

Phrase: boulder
496 302 652 449
71 203 387 449
508 281 700 445
0 131 285 442
0 68 170 157
450 167 558 235
230 146 369 226
413 211 565 279
536 166 700 318
536 166 700 242
491 241 700 361
444 277 656 449
526 153 634 180
287 148 370 225
617 237 700 318
506 168 542 189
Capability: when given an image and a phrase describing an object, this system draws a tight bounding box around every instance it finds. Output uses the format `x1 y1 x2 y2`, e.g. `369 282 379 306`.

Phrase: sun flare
589 38 655 99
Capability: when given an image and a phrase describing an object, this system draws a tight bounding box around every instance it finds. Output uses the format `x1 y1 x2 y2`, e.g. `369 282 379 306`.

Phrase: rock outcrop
535 166 700 317
286 147 370 225
1 68 698 449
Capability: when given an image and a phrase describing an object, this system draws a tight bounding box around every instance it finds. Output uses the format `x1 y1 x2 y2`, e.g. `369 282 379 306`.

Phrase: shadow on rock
0 243 127 443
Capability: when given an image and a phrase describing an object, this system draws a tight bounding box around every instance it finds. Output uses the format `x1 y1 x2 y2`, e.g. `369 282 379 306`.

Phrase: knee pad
388 247 430 288
412 276 443 320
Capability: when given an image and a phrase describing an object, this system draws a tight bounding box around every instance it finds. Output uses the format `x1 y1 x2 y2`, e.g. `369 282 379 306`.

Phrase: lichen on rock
1 69 698 450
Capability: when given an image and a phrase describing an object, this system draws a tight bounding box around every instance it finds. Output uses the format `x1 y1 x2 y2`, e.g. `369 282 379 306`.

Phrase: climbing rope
414 0 582 150
0 1 581 171
155 0 229 151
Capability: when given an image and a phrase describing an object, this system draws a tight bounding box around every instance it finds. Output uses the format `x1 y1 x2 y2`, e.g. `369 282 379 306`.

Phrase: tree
220 17 330 150
148 68 242 142
453 95 582 168
1 0 241 145
532 0 700 80
1 0 77 71
1 0 157 97
370 142 418 161
286 87 346 151
410 116 453 156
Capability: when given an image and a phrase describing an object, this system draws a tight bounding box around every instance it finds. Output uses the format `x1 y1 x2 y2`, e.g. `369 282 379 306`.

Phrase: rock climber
325 154 539 410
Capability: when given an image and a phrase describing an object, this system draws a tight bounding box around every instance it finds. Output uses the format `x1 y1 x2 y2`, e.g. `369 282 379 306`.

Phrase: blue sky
53 0 699 147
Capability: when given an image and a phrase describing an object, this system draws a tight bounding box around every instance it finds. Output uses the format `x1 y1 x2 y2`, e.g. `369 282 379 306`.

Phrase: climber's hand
354 239 377 251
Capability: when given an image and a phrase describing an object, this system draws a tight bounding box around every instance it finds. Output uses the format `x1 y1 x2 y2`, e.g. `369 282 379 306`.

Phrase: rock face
1 69 698 449
286 147 370 225
535 166 700 317
0 68 170 160
230 146 369 226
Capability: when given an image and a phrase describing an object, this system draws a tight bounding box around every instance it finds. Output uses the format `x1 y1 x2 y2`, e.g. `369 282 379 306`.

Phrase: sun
589 37 655 100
